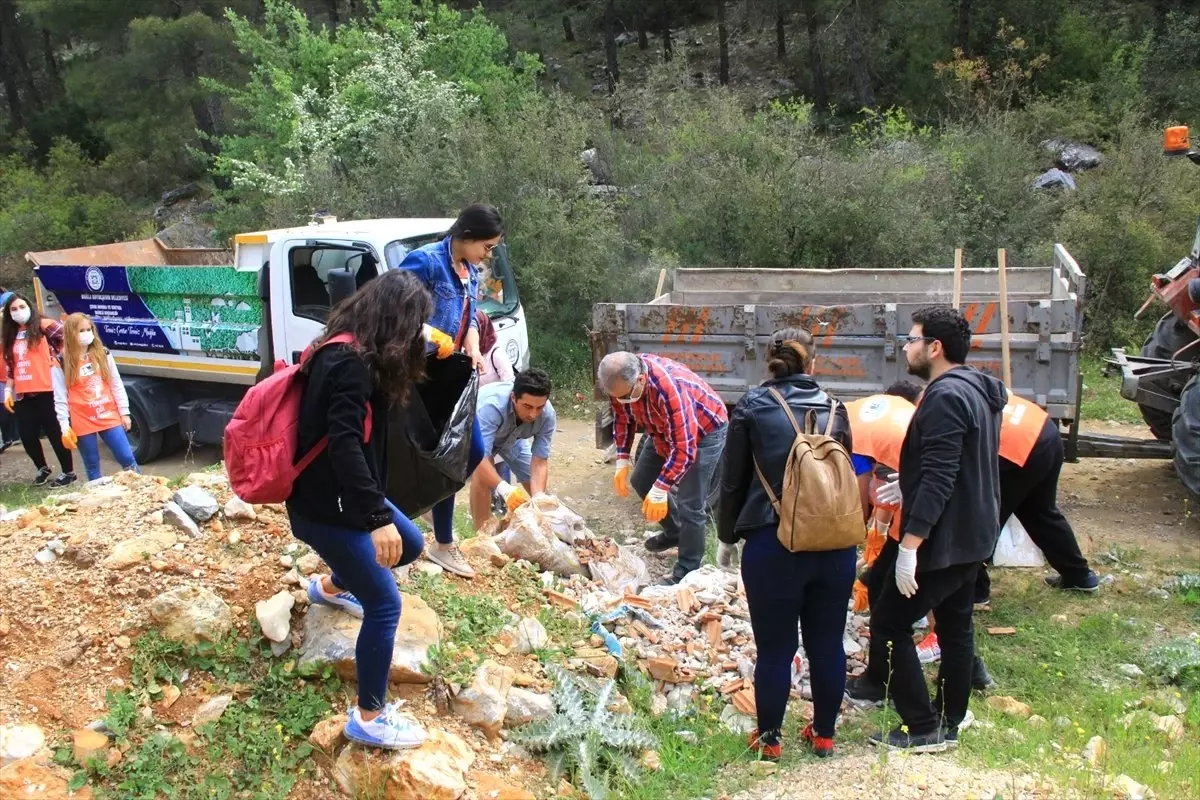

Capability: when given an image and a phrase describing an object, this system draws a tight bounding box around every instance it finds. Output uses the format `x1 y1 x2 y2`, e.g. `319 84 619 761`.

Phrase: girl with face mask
2 294 75 486
52 313 138 482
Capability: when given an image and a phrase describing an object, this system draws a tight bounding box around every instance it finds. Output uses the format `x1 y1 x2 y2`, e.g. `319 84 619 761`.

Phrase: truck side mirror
327 268 356 309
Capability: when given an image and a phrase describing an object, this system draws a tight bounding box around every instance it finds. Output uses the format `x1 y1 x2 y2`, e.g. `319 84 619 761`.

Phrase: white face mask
614 377 645 405
78 331 95 347
10 308 30 325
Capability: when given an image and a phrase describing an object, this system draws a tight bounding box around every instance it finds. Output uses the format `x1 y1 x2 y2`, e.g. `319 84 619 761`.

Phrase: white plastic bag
588 545 651 594
992 515 1045 567
495 496 587 575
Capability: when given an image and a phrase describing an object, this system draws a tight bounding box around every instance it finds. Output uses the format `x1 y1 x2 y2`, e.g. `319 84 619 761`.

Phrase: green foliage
513 665 657 800
408 570 510 683
1147 638 1200 690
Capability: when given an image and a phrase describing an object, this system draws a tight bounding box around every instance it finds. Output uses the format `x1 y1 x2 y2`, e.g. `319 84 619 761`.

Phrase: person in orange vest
52 313 138 482
975 391 1099 601
0 290 19 450
2 293 75 486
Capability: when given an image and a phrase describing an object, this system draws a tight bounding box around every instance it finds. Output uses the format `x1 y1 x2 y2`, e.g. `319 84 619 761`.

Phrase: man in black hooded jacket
868 305 1008 753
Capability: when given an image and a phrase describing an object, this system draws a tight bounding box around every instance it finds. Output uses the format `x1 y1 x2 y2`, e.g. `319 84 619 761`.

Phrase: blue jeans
741 525 856 740
431 416 486 544
287 500 425 711
631 424 727 580
77 425 139 482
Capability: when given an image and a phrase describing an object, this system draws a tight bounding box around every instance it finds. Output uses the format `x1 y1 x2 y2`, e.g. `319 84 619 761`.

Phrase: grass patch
407 570 510 684
531 333 594 420
0 480 63 511
1080 355 1143 425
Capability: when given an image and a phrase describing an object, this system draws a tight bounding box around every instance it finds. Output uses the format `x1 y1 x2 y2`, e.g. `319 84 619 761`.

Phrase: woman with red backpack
286 269 430 750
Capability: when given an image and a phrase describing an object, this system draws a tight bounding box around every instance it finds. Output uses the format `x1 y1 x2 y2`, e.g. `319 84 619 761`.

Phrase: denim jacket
397 235 480 343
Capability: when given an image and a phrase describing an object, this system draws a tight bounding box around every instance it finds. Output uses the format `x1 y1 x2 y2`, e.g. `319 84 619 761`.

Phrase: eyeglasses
904 335 936 346
483 241 502 255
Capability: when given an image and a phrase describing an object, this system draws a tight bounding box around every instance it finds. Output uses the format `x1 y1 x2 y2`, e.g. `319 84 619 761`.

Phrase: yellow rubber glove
62 427 78 450
505 484 531 513
613 457 631 497
642 485 669 524
424 324 455 359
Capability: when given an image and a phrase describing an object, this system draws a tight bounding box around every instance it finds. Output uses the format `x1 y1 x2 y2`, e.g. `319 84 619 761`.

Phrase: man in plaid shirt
597 351 728 583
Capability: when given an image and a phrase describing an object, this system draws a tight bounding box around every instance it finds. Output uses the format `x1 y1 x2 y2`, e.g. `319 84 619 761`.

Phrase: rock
309 714 348 753
1117 663 1144 678
748 760 778 776
223 497 256 522
650 695 669 717
296 553 321 575
114 635 130 649
453 660 514 739
163 502 201 537
1028 715 1049 729
0 724 45 765
1111 774 1153 800
666 684 695 713
472 772 535 800
103 528 178 569
842 636 863 656
1150 714 1184 742
160 685 181 709
62 547 96 568
500 618 548 654
34 547 57 565
149 586 234 645
0 759 92 799
719 704 755 734
1054 715 1073 730
255 590 295 643
1083 735 1107 767
414 561 443 577
270 639 291 658
299 596 440 683
986 695 1032 719
279 554 294 568
458 536 503 562
334 728 474 800
72 729 108 764
227 531 242 545
174 486 219 522
504 688 554 728
640 749 662 772
191 695 233 727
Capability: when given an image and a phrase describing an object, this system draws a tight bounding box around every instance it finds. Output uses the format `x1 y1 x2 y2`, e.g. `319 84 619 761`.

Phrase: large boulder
149 586 234 645
299 595 440 683
452 660 514 739
334 728 475 800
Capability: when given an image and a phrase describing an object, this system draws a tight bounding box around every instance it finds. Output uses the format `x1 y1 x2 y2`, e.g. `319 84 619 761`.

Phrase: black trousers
869 558 979 734
977 426 1090 598
15 391 72 474
0 403 17 443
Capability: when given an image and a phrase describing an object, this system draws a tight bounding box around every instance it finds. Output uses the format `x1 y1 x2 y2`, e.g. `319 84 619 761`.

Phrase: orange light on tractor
1164 125 1191 155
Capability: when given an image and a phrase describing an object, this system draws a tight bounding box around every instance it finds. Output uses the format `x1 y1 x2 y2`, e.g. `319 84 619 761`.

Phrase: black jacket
898 366 1007 572
286 344 393 532
717 374 853 543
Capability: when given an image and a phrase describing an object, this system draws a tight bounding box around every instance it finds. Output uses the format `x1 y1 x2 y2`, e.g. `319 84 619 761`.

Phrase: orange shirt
66 354 121 435
846 394 916 472
12 326 55 394
999 390 1049 467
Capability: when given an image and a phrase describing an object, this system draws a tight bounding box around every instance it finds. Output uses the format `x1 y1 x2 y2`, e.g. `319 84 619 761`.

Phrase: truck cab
28 217 530 462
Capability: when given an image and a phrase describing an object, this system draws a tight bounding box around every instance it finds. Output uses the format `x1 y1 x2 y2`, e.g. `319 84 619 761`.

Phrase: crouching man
470 368 556 531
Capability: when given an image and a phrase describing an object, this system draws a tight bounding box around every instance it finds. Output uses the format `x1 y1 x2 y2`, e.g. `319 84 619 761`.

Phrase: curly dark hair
911 305 972 364
884 380 923 403
513 367 553 399
766 327 816 378
1 292 45 364
313 270 433 405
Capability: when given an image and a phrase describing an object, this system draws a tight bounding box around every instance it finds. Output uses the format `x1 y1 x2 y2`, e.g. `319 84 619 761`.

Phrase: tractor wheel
1138 313 1199 440
1172 374 1200 499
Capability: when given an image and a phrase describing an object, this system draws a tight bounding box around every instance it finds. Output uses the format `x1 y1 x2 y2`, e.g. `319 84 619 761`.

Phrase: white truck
28 217 530 462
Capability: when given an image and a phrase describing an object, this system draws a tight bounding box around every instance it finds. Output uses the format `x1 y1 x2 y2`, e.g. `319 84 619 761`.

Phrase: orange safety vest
999 390 1049 468
845 394 915 472
12 323 56 395
67 353 121 436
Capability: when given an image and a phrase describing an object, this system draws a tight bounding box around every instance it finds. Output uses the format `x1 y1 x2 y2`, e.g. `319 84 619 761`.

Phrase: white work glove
496 480 515 500
895 545 919 598
876 472 902 506
716 541 739 571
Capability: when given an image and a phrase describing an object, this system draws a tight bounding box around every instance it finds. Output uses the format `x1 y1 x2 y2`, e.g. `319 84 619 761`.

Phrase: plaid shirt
612 354 728 492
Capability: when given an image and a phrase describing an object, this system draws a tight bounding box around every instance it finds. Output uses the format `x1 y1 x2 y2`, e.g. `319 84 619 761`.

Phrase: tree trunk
955 0 972 54
717 0 729 84
776 1 786 60
177 44 229 188
0 0 40 113
562 14 574 42
846 0 876 109
660 0 672 62
603 0 619 86
41 29 62 99
801 0 828 110
638 14 648 50
326 0 339 24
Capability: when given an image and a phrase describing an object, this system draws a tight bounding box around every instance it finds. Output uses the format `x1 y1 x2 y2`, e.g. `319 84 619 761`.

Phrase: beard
906 357 932 381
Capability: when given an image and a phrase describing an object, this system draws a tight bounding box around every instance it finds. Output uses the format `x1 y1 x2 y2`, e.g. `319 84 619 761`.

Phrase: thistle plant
511 665 657 800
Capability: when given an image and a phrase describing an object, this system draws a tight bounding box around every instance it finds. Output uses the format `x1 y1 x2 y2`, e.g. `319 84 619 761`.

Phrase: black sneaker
32 467 52 486
643 533 679 553
973 593 991 611
972 656 997 692
657 574 680 586
52 472 77 487
0 440 13 453
869 726 949 753
1045 570 1100 593
846 674 887 704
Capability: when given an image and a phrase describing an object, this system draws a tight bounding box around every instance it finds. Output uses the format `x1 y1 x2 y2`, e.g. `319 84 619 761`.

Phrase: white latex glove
895 545 919 598
876 472 902 506
717 541 739 571
496 480 515 500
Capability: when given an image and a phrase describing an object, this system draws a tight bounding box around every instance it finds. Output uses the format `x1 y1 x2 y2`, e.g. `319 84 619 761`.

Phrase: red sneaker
747 728 782 761
801 723 834 758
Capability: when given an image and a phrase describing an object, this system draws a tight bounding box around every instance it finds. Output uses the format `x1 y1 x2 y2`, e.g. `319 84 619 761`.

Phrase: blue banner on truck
37 265 263 361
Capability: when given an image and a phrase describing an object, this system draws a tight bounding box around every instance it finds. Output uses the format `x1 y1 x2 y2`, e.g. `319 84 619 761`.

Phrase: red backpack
224 333 373 504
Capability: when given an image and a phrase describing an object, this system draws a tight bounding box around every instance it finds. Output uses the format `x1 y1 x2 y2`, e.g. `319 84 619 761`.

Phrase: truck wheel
1172 374 1200 499
127 404 164 464
1138 313 1199 440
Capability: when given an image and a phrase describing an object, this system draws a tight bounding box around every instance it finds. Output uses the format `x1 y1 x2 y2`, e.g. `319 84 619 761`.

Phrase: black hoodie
898 365 1008 572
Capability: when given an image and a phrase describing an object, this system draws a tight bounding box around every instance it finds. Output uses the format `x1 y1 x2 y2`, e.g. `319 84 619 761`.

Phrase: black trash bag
386 353 479 517
1041 137 1103 172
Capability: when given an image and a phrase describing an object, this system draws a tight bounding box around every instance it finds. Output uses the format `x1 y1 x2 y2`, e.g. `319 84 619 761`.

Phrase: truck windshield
384 236 520 318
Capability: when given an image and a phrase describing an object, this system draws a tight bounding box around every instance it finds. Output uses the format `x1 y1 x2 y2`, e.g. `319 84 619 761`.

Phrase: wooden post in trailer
997 248 1013 388
952 248 963 309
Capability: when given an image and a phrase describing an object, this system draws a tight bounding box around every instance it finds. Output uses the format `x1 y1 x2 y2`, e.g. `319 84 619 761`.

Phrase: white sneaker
426 543 476 578
343 703 427 750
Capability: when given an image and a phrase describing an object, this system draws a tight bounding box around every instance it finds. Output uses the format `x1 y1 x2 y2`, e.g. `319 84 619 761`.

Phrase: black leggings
15 391 72 474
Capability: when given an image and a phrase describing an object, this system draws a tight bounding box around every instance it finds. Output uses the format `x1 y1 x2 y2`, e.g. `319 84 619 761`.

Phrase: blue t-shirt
851 453 875 476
